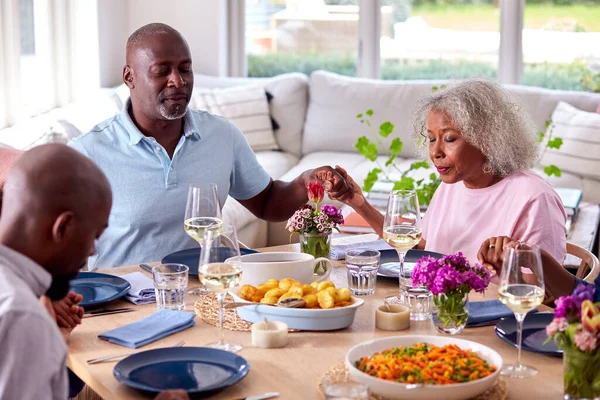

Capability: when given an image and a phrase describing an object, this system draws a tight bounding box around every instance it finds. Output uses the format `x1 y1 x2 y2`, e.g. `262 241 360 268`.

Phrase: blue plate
377 249 445 278
69 272 131 309
162 247 259 276
114 347 250 395
495 312 562 356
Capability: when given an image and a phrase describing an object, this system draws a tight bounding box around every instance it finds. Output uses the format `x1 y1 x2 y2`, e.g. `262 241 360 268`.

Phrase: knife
83 307 134 318
139 263 154 273
236 393 279 400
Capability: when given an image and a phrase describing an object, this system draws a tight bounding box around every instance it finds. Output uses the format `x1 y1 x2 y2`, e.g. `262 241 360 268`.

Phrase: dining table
67 244 563 399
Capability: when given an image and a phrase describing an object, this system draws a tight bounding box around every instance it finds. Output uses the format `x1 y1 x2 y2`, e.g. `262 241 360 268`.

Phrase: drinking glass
199 224 243 353
152 264 189 311
184 183 223 295
345 249 380 296
498 243 545 378
382 189 427 320
323 382 369 400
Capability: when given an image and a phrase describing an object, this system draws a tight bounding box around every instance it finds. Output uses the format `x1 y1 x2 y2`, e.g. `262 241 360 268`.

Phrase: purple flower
554 284 595 320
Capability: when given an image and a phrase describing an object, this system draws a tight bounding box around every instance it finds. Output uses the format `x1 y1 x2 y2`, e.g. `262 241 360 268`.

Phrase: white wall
97 0 129 87
125 0 228 77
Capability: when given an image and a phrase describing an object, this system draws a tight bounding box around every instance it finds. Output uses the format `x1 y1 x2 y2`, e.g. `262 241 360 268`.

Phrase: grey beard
159 104 187 120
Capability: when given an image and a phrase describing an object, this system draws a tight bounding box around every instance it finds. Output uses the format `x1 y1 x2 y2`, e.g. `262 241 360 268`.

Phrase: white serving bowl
229 287 364 331
345 335 503 400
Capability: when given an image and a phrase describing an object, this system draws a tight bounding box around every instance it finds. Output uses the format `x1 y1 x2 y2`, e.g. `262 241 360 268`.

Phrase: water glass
324 382 369 400
345 249 380 296
152 264 189 311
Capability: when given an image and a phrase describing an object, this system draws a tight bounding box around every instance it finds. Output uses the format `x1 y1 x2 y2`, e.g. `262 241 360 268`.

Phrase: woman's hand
317 166 365 209
477 236 518 277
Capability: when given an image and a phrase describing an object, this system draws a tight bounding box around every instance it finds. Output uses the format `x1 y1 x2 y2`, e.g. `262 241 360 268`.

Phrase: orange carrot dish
355 343 497 385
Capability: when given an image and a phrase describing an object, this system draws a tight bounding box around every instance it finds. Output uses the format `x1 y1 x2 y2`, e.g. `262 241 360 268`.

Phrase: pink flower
574 329 598 352
546 317 568 337
307 181 325 204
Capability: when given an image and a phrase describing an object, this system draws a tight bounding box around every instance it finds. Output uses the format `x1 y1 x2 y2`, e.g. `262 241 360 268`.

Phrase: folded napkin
330 238 393 260
122 272 156 305
467 300 538 327
99 309 195 348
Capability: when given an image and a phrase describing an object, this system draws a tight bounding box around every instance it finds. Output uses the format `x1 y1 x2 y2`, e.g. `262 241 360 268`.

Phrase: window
380 1 499 81
245 0 360 77
239 0 599 92
522 0 600 91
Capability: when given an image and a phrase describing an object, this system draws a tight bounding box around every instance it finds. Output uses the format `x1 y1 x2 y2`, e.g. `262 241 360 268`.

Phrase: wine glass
498 243 545 378
382 189 425 320
199 223 243 353
184 183 223 295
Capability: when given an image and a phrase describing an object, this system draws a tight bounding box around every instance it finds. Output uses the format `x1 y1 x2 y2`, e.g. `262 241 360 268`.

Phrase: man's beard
45 274 76 300
159 104 187 120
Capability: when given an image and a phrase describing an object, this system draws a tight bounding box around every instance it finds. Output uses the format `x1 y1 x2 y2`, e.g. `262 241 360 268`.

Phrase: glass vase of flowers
546 284 600 400
412 252 491 335
286 182 344 275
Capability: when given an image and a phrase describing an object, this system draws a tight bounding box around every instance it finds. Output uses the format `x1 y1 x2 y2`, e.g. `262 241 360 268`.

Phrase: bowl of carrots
346 335 502 400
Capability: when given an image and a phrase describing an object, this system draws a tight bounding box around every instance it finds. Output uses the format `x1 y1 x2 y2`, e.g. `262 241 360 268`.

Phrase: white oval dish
346 335 503 400
229 287 364 331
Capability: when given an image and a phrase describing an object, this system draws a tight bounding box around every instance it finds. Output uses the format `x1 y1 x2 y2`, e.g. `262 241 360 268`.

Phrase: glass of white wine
498 243 545 378
382 189 426 320
184 183 223 295
199 223 243 353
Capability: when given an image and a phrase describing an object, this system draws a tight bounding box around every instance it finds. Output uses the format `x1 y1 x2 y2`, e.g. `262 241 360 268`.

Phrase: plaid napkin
98 309 195 348
121 272 156 305
330 239 392 260
467 300 537 327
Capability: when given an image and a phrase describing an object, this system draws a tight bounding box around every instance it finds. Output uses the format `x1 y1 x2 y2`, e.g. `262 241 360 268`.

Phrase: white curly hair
412 79 539 178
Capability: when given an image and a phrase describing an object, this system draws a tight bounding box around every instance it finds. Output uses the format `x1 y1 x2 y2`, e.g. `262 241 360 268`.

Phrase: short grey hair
412 79 539 177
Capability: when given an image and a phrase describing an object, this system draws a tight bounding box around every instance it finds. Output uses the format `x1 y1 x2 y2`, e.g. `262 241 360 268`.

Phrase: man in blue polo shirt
69 23 352 270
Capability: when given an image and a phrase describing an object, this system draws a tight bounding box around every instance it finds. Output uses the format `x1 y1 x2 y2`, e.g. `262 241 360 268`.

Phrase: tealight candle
376 304 410 331
251 320 288 348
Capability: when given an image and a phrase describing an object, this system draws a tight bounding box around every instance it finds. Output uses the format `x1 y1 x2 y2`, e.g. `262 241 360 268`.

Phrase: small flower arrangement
546 284 600 399
286 182 344 274
412 252 491 334
285 182 344 235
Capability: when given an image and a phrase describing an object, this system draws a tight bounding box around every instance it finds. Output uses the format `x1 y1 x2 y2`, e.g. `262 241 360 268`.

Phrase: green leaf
429 173 437 181
356 113 363 119
537 131 545 143
545 119 552 128
385 154 396 167
407 160 429 171
379 121 395 137
390 137 403 153
366 109 373 116
355 136 378 161
544 164 562 177
362 168 382 192
432 85 439 91
440 84 447 89
547 137 563 149
392 176 415 191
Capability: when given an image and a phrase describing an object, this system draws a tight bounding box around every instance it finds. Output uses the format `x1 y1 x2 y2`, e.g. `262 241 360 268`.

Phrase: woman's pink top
422 170 567 264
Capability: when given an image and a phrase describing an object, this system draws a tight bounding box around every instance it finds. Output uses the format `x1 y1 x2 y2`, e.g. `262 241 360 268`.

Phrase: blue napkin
467 300 537 327
99 309 196 348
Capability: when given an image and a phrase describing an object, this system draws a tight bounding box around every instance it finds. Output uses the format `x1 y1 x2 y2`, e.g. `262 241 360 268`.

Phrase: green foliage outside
248 53 591 91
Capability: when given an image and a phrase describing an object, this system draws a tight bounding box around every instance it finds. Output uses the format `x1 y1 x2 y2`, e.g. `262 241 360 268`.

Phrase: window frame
234 0 525 84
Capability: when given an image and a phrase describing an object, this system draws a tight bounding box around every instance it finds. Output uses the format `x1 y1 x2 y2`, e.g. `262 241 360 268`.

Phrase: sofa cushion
193 73 308 157
505 84 600 134
191 85 279 152
255 151 299 180
540 102 600 183
303 71 448 159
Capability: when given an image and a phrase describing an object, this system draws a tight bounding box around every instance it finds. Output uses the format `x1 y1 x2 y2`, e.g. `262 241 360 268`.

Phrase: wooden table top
67 245 563 399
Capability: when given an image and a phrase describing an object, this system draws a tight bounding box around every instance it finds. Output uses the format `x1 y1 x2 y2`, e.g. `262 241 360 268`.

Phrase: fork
87 340 185 364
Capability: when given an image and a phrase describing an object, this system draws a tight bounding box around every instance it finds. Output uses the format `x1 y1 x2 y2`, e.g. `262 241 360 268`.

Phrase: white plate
229 287 364 331
346 335 503 400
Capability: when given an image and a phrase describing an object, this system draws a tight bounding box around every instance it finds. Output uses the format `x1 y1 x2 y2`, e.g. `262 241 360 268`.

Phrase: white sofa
2 71 600 249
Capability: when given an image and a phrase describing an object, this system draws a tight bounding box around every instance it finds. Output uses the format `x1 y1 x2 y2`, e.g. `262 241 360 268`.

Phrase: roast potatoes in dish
239 278 353 309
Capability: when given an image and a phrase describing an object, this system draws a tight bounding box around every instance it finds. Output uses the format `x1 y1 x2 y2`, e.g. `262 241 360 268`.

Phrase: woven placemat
317 364 507 400
194 293 252 332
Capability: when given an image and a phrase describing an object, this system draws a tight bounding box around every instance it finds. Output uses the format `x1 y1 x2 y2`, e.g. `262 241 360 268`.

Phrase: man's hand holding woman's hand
477 236 519 277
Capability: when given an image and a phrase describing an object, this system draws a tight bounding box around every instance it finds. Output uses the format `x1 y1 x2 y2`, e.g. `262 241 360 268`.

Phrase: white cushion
540 102 600 183
303 71 448 158
191 85 278 152
193 73 309 157
255 151 299 179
